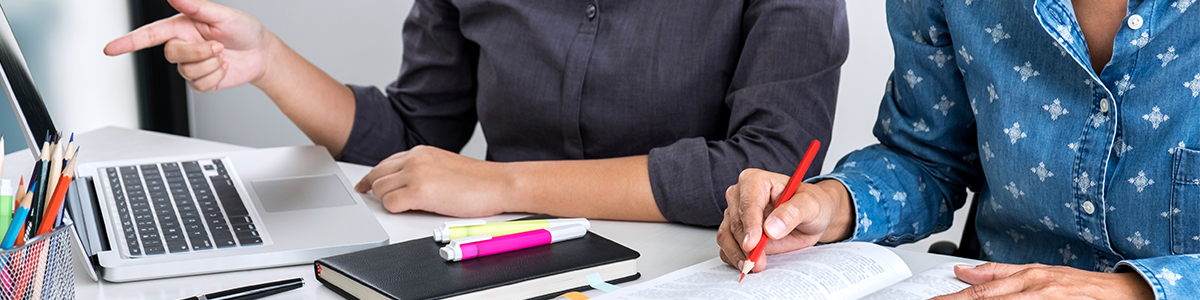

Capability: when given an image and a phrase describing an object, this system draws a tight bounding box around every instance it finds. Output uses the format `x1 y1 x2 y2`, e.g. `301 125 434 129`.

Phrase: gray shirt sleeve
338 0 479 166
647 0 848 225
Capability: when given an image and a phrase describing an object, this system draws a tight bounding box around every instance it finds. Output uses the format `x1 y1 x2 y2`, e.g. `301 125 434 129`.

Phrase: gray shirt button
587 4 597 20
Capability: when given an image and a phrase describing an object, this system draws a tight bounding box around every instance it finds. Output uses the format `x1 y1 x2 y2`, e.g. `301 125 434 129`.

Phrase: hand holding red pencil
714 140 856 281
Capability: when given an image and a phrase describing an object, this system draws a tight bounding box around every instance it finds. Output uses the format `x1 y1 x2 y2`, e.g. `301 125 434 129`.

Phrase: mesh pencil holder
0 226 75 300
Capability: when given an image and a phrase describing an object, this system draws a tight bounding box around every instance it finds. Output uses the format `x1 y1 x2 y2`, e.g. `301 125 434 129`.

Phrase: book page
859 263 970 300
595 242 912 300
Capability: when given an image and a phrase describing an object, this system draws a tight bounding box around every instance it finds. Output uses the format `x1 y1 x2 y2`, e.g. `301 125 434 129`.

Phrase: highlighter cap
434 219 487 243
439 246 459 261
0 179 10 196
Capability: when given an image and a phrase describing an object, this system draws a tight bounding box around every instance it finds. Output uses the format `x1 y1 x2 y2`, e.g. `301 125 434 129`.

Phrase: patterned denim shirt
808 0 1200 298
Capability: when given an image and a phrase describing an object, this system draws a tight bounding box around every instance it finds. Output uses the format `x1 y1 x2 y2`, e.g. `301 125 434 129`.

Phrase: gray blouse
340 0 848 226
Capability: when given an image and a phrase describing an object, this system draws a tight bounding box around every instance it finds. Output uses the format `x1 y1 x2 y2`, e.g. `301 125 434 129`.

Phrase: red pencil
740 139 821 282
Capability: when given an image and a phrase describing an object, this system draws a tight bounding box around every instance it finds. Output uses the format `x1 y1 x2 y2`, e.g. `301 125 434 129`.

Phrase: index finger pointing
104 15 194 56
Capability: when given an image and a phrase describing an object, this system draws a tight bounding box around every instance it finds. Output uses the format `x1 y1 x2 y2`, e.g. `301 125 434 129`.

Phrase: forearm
251 32 356 155
502 155 667 222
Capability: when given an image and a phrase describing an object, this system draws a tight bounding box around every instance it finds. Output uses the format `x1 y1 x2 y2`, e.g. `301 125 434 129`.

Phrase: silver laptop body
0 3 388 282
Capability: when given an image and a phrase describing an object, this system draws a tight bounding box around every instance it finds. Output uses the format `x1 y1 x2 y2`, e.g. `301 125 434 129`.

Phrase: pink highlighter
439 224 588 261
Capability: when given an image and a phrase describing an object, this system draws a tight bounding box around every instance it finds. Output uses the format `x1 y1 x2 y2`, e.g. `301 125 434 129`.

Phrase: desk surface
2 127 978 299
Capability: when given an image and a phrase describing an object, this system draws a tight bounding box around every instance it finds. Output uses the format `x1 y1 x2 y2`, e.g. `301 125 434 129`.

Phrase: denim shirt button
1099 99 1109 113
1082 201 1095 214
1127 15 1144 30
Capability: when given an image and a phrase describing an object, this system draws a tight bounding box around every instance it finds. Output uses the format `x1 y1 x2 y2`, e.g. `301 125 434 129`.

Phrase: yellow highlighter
433 218 590 243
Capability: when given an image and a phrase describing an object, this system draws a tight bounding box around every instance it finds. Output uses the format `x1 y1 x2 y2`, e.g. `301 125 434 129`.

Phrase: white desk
1 127 979 299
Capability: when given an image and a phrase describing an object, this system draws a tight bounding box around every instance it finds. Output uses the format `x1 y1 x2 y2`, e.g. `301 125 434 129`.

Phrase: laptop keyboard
105 159 263 256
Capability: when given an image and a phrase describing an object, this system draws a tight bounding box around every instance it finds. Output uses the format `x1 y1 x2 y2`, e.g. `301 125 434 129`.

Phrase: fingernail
737 260 744 270
955 264 975 270
765 217 786 238
742 234 751 247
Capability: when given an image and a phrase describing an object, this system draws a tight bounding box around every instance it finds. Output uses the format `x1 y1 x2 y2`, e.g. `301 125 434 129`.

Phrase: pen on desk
740 139 822 282
3 182 33 249
179 277 304 300
440 224 588 262
434 218 591 243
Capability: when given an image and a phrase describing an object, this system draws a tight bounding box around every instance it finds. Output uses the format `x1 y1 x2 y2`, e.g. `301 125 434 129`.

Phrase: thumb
953 262 1031 285
168 0 234 24
762 193 822 239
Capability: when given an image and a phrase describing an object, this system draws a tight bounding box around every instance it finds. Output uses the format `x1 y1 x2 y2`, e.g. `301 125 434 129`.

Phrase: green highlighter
0 179 12 242
433 218 590 243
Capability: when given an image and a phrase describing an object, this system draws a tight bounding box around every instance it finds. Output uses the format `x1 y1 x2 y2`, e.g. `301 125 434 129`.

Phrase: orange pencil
740 139 821 282
34 176 70 236
35 158 75 236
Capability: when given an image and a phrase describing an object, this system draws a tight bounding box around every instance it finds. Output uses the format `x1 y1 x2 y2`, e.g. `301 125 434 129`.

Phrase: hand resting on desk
354 145 511 218
931 262 1152 300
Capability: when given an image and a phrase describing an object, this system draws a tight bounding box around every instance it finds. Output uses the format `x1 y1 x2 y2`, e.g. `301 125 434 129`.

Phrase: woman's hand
933 262 1154 299
355 145 514 218
104 0 275 92
717 168 855 273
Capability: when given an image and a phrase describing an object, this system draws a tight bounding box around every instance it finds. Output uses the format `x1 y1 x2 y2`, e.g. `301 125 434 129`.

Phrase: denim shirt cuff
1115 258 1182 300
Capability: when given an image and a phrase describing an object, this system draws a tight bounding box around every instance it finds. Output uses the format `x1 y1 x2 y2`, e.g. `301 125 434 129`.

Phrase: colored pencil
27 139 50 240
36 158 74 236
740 139 822 282
37 140 63 229
3 182 33 249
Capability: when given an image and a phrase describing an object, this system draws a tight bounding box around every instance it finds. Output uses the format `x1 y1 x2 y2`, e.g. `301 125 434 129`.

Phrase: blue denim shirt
810 0 1200 298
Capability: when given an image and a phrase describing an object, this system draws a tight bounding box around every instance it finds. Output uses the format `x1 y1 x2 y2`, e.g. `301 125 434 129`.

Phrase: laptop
0 4 389 282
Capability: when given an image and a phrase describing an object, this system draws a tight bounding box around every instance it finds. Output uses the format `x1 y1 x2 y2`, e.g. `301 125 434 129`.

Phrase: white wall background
0 0 139 154
190 0 970 252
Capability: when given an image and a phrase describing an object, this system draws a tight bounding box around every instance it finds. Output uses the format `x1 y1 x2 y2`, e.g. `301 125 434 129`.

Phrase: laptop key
232 223 256 233
127 242 142 256
143 245 165 255
228 215 252 225
164 232 184 242
141 238 162 247
167 241 189 253
182 161 201 171
238 236 263 245
211 177 249 216
235 229 259 239
213 233 237 248
192 239 213 250
207 216 228 227
181 216 201 224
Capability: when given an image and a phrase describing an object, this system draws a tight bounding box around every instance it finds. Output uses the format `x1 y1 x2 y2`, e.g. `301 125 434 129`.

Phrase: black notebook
314 216 640 300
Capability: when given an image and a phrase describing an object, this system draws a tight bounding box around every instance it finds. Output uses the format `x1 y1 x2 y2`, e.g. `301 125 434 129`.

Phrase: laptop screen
0 3 56 157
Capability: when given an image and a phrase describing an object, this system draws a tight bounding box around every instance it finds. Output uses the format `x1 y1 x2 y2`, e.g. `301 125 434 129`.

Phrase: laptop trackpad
251 174 355 212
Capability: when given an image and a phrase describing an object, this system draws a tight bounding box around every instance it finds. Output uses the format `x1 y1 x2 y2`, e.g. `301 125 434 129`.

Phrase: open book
595 242 970 300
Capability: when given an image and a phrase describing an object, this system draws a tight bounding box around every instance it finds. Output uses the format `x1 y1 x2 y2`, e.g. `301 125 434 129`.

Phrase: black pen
180 277 304 300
